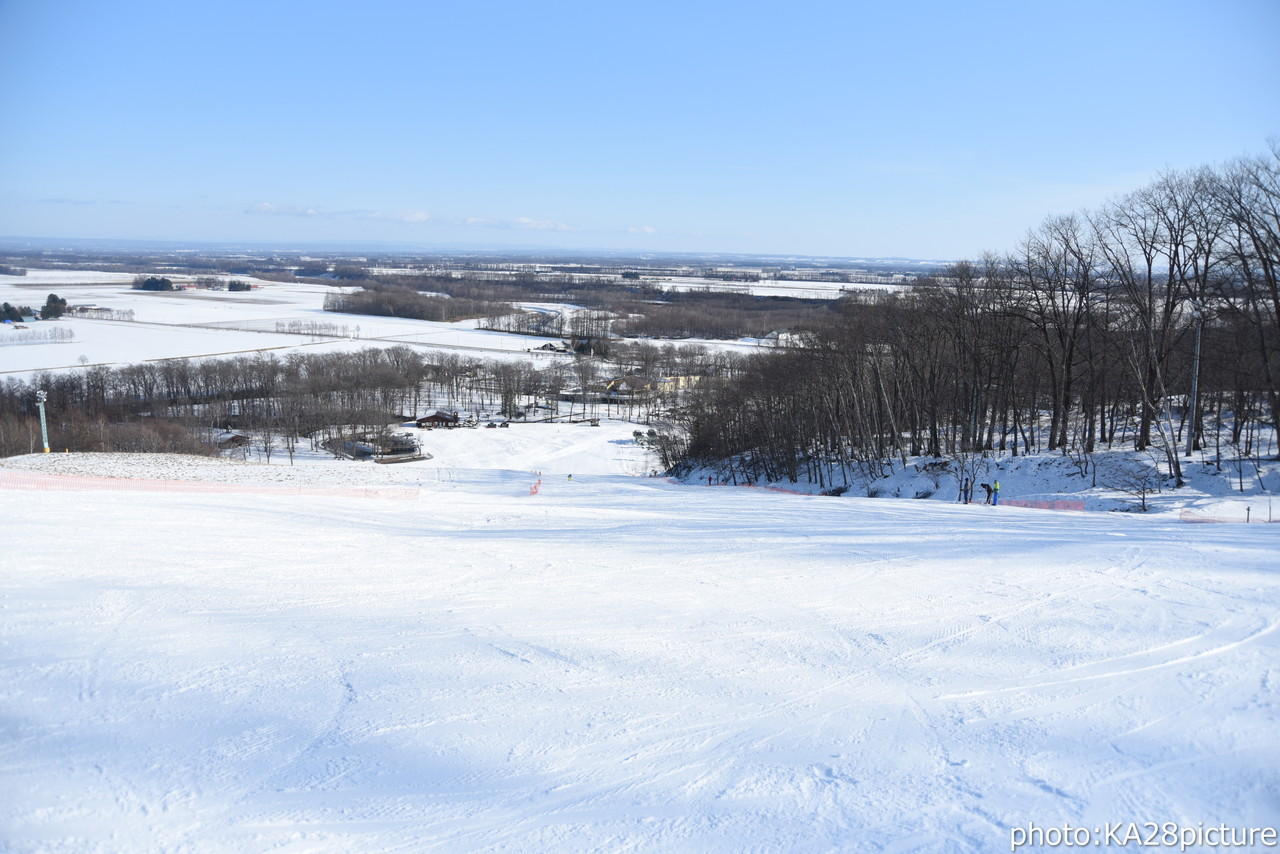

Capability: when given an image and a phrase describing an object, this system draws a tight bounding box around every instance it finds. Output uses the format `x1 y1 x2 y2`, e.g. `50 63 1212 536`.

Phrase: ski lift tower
35 390 50 453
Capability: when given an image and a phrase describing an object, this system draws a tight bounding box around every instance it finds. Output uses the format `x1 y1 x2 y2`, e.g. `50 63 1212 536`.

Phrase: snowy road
2 450 1278 852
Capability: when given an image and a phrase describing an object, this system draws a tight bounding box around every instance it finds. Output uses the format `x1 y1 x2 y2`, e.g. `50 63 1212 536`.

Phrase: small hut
416 411 461 429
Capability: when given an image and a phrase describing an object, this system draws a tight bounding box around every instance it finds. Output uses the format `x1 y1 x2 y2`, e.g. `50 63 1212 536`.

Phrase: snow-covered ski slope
2 427 1278 853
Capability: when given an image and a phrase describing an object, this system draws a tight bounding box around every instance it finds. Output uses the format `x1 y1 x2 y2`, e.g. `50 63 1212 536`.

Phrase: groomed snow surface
2 421 1278 853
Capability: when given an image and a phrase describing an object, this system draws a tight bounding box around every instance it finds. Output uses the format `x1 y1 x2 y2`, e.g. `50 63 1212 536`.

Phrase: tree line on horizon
664 145 1280 490
318 268 835 343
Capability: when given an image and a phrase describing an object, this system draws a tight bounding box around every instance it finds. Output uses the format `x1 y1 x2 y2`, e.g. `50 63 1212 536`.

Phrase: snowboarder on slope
980 483 992 504
992 479 1000 506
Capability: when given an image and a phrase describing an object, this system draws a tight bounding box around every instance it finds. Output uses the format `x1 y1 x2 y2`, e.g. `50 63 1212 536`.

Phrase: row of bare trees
0 339 736 458
322 265 835 342
671 146 1280 487
322 283 499 322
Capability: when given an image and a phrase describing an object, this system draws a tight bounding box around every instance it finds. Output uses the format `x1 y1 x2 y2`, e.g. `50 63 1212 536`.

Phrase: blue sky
1 0 1276 259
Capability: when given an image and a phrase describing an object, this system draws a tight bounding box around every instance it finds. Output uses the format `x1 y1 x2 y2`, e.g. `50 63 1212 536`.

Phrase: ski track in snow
1 443 1278 853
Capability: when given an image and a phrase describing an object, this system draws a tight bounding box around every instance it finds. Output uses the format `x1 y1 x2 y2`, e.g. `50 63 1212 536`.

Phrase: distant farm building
657 375 704 392
605 376 658 395
214 430 251 449
763 329 805 347
416 411 461 429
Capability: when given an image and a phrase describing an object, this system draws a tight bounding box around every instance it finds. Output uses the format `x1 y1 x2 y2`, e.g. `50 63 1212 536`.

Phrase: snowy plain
0 270 583 377
0 269 766 379
2 268 1279 852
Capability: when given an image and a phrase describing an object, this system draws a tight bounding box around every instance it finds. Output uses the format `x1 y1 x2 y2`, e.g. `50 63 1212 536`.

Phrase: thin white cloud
357 212 573 230
247 202 322 217
243 201 634 236
456 215 578 232
360 210 434 223
507 216 575 232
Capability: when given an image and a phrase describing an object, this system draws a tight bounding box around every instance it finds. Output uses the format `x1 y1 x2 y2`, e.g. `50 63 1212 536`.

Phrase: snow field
1 419 654 484
2 444 1278 852
683 447 1280 522
3 266 1279 850
0 271 569 377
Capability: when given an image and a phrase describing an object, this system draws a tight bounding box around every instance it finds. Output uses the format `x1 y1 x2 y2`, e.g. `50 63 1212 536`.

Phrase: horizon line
0 235 955 267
